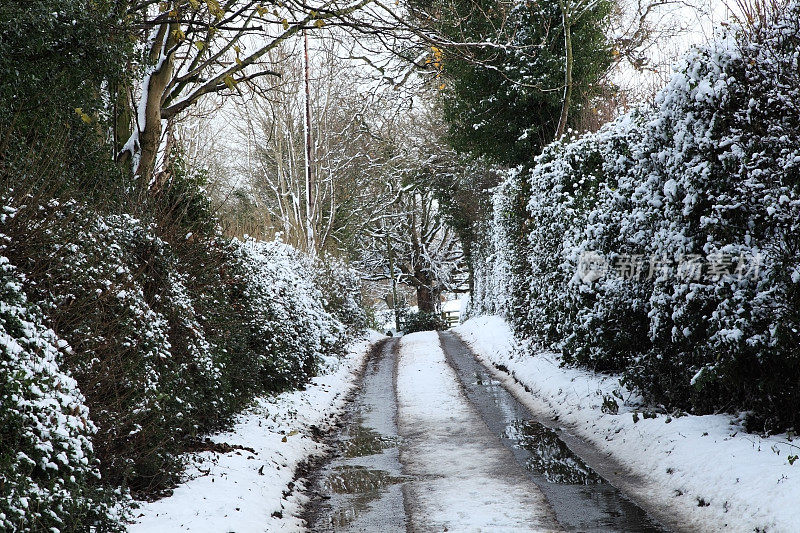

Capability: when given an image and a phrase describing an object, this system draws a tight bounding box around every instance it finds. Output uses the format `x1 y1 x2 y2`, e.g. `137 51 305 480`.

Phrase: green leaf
223 75 237 90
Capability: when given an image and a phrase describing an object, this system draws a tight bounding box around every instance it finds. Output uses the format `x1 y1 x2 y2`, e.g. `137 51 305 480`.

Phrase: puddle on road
325 465 405 494
506 419 604 485
305 340 407 533
340 423 398 458
441 332 667 533
314 426 405 531
322 464 401 529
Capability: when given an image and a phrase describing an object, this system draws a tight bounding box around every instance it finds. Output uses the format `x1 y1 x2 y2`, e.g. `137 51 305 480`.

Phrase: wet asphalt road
304 332 668 532
303 339 407 532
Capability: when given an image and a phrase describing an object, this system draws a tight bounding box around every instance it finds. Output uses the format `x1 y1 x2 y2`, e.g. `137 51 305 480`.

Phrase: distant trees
354 104 467 313
369 179 465 312
233 37 394 255
233 75 466 309
218 35 469 309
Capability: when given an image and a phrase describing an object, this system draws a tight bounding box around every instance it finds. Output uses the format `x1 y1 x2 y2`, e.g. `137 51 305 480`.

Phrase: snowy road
306 332 665 532
397 331 562 531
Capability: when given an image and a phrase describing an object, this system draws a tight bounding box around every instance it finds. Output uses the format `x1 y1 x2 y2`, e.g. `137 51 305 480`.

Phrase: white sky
613 0 739 100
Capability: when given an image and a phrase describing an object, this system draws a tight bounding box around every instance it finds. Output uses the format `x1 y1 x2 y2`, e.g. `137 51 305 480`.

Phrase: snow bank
128 331 384 533
455 316 800 533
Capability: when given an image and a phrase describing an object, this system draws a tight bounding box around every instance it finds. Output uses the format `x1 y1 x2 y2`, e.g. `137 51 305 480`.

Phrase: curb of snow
454 316 800 533
126 330 385 533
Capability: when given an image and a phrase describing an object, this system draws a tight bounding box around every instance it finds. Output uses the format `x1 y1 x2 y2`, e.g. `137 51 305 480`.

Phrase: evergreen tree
0 0 130 197
413 0 613 166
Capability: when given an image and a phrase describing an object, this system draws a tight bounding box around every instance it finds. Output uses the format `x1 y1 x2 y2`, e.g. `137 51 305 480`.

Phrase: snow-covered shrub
401 310 448 333
0 232 121 531
147 158 254 430
524 131 612 350
8 207 219 491
468 176 516 319
625 8 800 429
310 254 368 337
472 1 800 431
3 156 362 503
233 240 347 391
559 115 653 372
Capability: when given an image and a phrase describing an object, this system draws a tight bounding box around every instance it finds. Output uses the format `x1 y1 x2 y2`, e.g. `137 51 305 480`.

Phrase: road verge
127 331 385 532
454 316 800 533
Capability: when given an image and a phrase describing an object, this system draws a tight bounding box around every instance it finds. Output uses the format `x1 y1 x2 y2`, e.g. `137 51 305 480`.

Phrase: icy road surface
397 331 562 531
306 331 665 532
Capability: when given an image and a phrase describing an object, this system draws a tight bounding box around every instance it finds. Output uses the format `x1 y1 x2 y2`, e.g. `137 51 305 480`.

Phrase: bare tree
116 0 375 184
229 34 409 253
368 184 464 313
357 101 467 312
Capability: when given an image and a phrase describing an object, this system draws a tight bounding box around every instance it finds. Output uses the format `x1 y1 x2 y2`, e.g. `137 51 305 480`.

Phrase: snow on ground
127 331 384 533
395 332 561 532
454 316 800 533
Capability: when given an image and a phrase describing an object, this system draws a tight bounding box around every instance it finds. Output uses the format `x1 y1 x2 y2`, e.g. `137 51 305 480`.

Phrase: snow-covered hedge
5 206 225 490
233 240 350 392
1 189 364 526
312 253 369 337
473 3 800 432
0 223 121 532
468 175 518 319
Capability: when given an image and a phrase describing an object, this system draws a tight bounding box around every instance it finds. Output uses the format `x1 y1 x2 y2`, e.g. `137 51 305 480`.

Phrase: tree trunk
384 220 401 331
303 29 316 253
555 0 573 140
138 23 175 184
464 240 474 296
416 284 436 313
415 270 440 313
117 22 175 185
113 79 132 165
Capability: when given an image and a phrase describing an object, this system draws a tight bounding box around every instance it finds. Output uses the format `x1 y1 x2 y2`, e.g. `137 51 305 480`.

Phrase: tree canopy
410 0 614 166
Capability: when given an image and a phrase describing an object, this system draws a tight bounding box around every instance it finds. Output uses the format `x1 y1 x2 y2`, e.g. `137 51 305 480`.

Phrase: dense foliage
0 170 365 526
471 4 800 433
401 310 449 333
0 248 122 532
0 2 367 530
0 0 126 124
415 0 613 166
